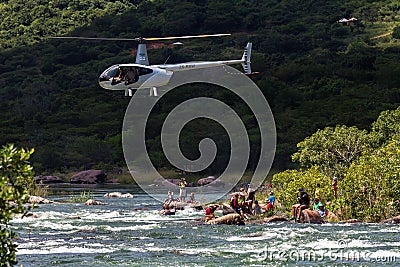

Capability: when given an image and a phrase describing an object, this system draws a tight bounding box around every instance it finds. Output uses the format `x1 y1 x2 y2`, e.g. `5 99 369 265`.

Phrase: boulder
299 209 324 224
221 203 236 215
70 170 107 184
162 199 202 210
381 215 400 224
166 179 181 186
342 219 363 224
104 192 133 198
264 215 288 223
85 199 107 205
326 211 339 222
28 196 53 204
65 215 81 219
198 176 216 186
34 175 64 184
25 213 41 218
207 213 245 225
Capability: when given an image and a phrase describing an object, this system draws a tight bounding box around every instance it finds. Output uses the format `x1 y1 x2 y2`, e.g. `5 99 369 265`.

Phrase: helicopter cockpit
98 64 153 89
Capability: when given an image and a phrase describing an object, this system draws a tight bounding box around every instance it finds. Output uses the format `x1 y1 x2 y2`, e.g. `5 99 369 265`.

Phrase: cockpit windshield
99 65 119 82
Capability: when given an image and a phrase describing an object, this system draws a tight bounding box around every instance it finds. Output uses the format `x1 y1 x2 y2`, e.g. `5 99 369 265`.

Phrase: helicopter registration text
179 64 196 69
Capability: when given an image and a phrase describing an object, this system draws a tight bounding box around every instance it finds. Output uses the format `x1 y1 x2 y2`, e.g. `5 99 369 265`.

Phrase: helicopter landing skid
125 88 133 97
149 87 158 97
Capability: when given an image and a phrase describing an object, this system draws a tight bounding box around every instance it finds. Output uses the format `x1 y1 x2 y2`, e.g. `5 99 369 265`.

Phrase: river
13 185 400 267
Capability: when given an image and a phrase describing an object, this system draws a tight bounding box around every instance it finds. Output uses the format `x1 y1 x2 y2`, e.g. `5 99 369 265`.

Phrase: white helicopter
53 34 252 96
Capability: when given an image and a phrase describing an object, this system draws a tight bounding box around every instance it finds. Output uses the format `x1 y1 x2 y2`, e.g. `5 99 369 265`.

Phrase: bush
0 144 34 266
392 26 400 39
272 166 333 212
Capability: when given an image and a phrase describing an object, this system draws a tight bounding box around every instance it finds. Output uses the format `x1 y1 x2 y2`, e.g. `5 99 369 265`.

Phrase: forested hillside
1 0 400 175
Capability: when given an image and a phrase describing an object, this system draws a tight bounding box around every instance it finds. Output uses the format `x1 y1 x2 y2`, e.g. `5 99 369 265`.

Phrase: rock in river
70 170 107 184
34 175 64 184
381 215 400 224
85 199 107 205
28 196 54 204
104 192 133 198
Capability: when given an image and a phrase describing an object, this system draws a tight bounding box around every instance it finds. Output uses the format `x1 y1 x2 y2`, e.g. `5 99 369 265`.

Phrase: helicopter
52 34 252 97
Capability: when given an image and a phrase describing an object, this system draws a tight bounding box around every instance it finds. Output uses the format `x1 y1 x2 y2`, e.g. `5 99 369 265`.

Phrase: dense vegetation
272 106 400 222
0 145 34 266
1 0 400 177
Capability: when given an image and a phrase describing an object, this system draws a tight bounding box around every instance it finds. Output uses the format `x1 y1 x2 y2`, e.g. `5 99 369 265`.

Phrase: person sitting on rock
291 188 310 222
205 204 219 222
317 204 327 218
167 191 174 201
312 198 322 210
187 192 196 203
253 200 262 215
267 191 275 208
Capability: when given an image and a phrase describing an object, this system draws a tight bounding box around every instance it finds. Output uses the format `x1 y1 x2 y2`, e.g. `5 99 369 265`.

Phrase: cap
297 188 305 193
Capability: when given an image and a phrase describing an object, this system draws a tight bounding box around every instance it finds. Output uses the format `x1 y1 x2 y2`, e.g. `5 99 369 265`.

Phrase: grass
68 191 93 203
29 181 49 197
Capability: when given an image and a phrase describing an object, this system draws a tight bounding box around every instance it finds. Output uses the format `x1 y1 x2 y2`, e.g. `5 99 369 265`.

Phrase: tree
272 166 333 210
371 106 400 144
292 125 371 178
0 144 34 266
342 137 400 222
392 26 400 39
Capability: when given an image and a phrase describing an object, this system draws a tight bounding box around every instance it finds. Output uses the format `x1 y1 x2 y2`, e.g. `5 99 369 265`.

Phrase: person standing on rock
332 177 338 199
179 178 187 202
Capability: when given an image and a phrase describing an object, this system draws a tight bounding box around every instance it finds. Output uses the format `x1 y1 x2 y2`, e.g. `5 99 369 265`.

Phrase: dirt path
371 31 392 39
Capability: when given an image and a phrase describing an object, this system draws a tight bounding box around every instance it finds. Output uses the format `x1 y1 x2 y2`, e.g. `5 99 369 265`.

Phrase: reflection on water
14 186 400 267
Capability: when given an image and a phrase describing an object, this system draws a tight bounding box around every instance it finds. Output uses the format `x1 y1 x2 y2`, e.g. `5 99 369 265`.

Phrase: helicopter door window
139 67 153 76
124 67 140 85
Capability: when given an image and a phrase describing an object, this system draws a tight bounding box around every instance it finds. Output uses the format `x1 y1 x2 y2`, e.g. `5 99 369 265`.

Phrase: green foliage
68 191 93 203
371 106 400 144
0 144 34 266
292 125 371 178
342 138 400 222
275 105 400 222
392 26 400 39
272 166 333 210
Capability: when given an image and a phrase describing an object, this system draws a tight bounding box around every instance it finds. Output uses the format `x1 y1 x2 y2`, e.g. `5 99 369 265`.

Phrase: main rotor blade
144 33 231 41
51 36 140 41
50 33 231 42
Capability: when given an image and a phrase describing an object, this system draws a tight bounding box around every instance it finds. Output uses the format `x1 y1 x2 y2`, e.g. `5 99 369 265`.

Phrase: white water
12 186 400 267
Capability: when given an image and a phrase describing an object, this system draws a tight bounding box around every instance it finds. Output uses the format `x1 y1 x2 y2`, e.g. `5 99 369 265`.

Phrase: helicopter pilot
111 67 124 85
